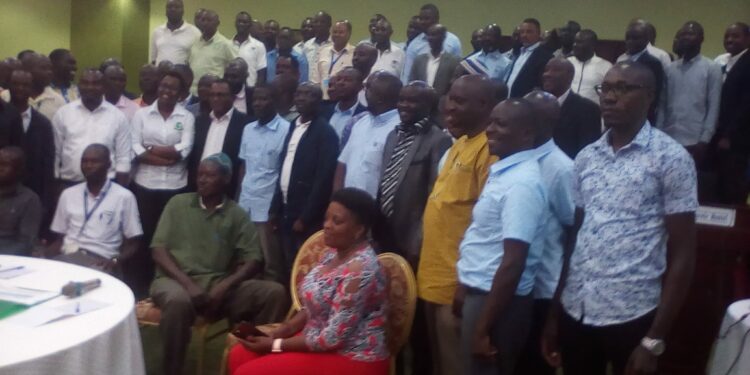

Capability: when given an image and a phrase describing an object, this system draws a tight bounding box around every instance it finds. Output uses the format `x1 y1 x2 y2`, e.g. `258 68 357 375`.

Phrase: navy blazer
555 93 602 159
21 108 55 210
508 46 554 98
188 109 251 198
716 51 750 154
271 116 339 228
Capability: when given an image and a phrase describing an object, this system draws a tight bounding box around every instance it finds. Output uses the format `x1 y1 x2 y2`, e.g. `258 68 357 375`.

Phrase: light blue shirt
457 149 548 295
329 102 360 138
562 122 698 326
338 109 400 197
267 49 309 83
238 114 291 221
468 50 513 82
402 31 463 83
532 140 575 299
506 42 540 92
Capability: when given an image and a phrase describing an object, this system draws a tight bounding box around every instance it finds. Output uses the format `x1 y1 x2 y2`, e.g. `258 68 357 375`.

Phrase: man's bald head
524 90 561 145
486 98 537 158
444 75 497 135
399 80 438 125
365 71 402 114
0 146 26 186
599 62 655 130
542 57 575 97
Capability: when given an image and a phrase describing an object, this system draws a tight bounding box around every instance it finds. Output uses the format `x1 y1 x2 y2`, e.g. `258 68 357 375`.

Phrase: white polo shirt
372 44 406 77
52 100 132 182
132 103 195 189
568 55 612 105
151 22 201 64
234 37 268 87
201 109 234 160
51 181 143 260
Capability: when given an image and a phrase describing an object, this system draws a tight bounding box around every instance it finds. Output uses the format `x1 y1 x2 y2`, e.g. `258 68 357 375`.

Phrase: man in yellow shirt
417 75 499 375
188 9 238 94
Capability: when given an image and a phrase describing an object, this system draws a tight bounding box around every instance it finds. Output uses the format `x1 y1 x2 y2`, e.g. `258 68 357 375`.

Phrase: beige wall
0 0 72 58
149 0 749 58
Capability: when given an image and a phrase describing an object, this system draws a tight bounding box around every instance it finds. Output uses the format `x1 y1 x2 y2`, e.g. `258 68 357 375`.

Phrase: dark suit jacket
378 121 452 262
716 51 750 154
409 52 462 96
632 52 664 122
508 46 554 98
320 101 368 122
0 100 22 149
21 109 55 211
271 116 339 228
241 86 256 120
555 93 602 159
188 109 251 198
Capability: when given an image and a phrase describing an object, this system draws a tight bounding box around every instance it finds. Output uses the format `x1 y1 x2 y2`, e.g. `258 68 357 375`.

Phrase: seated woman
228 188 390 375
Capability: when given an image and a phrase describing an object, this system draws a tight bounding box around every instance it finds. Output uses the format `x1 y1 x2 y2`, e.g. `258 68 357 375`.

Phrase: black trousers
514 298 555 375
126 183 184 298
559 309 655 375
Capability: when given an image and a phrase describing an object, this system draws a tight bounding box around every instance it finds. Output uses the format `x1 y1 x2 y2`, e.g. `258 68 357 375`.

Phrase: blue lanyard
79 181 111 236
329 49 346 75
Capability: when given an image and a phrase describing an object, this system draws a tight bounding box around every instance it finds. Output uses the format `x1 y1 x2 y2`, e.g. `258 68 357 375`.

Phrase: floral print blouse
301 245 389 362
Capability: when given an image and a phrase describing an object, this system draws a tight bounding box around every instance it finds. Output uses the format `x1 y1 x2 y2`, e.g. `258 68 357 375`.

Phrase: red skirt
229 344 390 375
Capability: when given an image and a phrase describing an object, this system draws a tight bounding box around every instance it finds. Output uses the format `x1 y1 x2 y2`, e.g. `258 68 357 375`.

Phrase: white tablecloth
0 255 145 375
710 299 750 375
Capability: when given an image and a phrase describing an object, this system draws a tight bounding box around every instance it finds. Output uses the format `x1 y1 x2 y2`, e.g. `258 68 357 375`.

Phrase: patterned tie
379 118 427 217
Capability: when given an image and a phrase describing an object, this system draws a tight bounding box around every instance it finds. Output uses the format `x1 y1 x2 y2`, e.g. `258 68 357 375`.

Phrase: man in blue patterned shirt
542 62 698 375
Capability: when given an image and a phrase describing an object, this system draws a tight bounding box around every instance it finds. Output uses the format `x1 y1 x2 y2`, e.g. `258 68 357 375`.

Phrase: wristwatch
640 337 665 356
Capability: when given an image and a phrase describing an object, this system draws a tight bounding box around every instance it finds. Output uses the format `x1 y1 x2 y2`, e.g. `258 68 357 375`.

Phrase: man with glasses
541 62 697 375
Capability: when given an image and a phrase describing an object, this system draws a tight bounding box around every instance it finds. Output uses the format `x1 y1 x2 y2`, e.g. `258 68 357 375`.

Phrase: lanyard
329 49 346 75
78 181 112 236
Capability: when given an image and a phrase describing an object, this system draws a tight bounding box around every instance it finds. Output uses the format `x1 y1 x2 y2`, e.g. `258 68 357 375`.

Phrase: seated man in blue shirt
237 84 291 282
456 98 548 375
514 90 575 375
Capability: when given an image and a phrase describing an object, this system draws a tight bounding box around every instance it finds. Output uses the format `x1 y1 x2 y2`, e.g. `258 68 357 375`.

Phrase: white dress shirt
52 100 132 182
51 181 143 260
426 52 443 87
280 117 311 203
302 38 333 84
568 55 612 105
151 22 201 64
316 44 354 99
234 37 268 87
29 86 66 121
132 103 195 189
371 44 406 77
201 108 234 160
113 95 139 121
233 88 247 113
21 107 31 133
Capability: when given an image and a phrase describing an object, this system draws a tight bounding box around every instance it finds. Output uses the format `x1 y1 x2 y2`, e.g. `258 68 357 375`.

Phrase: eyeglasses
595 83 650 97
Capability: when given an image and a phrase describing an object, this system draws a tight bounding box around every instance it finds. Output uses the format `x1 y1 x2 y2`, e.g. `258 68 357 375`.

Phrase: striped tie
379 118 427 217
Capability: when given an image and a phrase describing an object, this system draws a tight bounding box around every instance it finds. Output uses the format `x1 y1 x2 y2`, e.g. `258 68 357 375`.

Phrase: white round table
710 299 750 375
0 255 145 375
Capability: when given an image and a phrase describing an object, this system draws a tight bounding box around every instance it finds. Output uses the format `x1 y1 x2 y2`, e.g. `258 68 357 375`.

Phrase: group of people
0 0 749 374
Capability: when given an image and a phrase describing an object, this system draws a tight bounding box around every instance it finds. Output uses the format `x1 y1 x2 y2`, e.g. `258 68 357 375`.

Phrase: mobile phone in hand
233 321 268 339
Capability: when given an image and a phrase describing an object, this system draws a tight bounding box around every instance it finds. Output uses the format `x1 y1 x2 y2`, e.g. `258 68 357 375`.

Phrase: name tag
696 206 736 227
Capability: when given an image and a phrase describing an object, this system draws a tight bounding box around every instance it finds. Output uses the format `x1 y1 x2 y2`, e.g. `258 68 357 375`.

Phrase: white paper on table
0 267 34 279
0 285 59 305
8 299 110 327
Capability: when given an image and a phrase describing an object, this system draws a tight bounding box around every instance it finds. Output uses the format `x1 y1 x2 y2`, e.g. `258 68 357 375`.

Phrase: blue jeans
461 288 533 375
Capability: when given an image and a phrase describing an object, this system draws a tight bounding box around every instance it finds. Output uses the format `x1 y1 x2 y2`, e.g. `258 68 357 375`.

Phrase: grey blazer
409 52 462 96
377 121 452 265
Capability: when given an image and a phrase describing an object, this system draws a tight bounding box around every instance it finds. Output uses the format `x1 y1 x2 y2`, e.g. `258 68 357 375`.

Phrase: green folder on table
0 300 28 320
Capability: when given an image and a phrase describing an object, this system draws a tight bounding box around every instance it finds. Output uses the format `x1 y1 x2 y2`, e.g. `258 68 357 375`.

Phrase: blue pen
0 265 24 273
